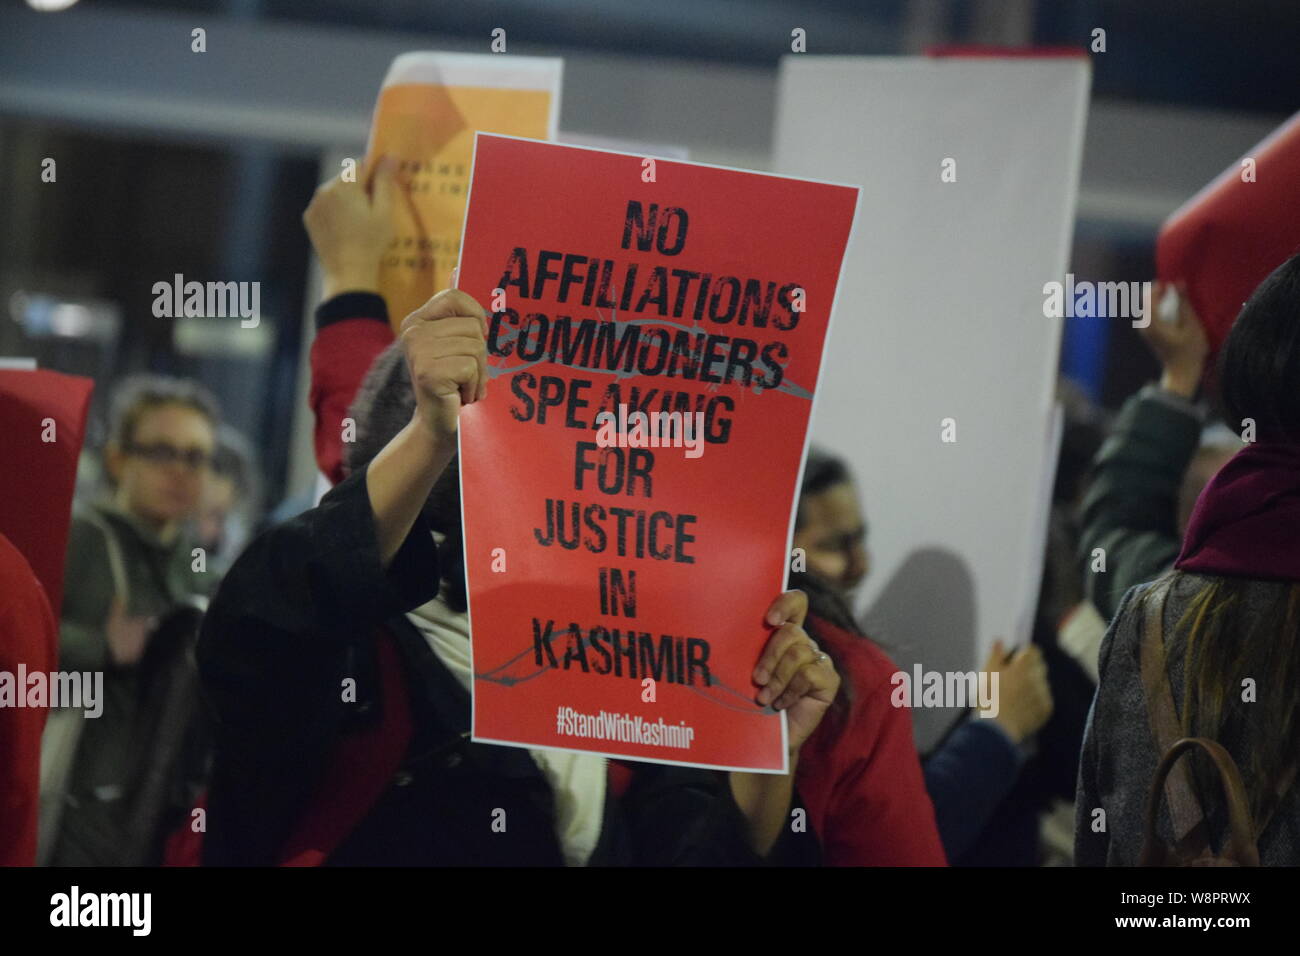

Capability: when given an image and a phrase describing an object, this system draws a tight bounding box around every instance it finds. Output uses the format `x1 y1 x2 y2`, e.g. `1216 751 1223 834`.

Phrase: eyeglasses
123 441 213 471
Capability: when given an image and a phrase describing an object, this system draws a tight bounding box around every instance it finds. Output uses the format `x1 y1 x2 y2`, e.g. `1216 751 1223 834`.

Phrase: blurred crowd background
4 0 1300 870
3 0 1298 523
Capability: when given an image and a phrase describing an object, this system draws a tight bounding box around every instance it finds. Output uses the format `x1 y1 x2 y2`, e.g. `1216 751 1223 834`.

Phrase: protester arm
309 293 396 485
1077 386 1202 620
922 717 1024 861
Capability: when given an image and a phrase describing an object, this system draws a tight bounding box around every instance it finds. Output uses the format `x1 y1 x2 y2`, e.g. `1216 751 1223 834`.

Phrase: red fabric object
925 45 1088 59
0 533 58 866
289 305 424 864
161 792 205 866
795 615 948 866
0 369 94 617
1158 112 1300 355
310 319 395 485
1176 441 1300 582
166 626 417 866
278 627 415 866
607 760 634 799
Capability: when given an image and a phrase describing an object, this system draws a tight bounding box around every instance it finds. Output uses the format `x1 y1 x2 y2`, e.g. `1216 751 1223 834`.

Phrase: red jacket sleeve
0 534 57 866
309 293 395 485
798 619 947 866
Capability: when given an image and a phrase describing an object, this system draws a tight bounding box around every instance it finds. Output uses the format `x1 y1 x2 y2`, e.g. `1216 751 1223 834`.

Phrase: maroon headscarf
1175 441 1300 582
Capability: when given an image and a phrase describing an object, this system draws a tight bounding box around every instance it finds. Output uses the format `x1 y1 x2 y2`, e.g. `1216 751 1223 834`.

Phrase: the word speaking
594 402 706 459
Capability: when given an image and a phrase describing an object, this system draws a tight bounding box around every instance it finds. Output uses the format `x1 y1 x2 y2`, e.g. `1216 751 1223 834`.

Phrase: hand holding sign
400 289 489 439
1141 280 1210 400
367 289 487 568
753 589 841 754
365 53 562 330
303 158 401 301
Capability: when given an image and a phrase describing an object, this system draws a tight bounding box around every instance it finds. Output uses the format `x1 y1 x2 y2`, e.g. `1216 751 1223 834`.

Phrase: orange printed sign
457 134 859 772
366 53 562 329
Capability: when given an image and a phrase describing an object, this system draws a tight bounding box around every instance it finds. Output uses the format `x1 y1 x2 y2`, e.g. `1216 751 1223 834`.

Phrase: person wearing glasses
49 375 221 866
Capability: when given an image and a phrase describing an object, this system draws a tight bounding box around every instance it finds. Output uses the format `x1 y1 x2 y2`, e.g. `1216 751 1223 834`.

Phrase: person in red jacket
0 533 58 866
304 159 405 488
792 587 948 865
0 367 93 866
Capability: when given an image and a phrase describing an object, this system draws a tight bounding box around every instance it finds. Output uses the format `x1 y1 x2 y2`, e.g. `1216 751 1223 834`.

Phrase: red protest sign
456 134 858 772
1158 111 1300 356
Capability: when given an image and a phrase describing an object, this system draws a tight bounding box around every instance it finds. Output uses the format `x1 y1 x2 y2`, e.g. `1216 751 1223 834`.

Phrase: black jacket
197 466 816 866
1077 385 1203 621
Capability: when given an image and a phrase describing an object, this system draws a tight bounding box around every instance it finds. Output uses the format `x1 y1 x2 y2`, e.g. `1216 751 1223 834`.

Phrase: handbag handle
1140 737 1259 866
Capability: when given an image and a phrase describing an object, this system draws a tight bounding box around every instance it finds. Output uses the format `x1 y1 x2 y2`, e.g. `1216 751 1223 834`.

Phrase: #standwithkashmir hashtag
555 706 697 749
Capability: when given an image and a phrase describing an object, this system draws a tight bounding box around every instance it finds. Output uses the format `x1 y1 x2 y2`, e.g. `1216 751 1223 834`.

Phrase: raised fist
399 289 489 438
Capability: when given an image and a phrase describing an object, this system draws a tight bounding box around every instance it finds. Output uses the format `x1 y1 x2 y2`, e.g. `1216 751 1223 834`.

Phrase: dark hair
790 446 861 725
346 342 467 611
1219 251 1300 445
108 374 220 449
796 447 852 532
1165 577 1300 832
1168 253 1300 828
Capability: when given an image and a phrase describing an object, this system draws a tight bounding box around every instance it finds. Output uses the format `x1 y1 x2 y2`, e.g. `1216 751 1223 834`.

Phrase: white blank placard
773 56 1090 748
